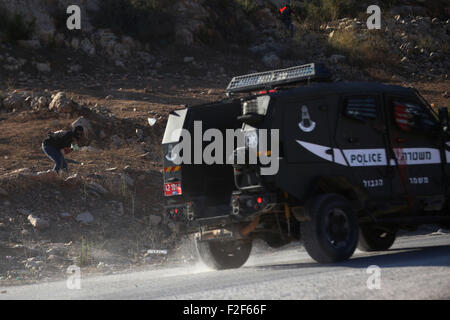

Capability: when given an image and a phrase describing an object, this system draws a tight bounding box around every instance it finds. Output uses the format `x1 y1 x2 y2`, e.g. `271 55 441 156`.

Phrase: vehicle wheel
358 226 397 252
196 239 252 270
300 194 358 263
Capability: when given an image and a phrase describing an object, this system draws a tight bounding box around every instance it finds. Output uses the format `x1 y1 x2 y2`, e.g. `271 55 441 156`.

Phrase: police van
162 63 450 269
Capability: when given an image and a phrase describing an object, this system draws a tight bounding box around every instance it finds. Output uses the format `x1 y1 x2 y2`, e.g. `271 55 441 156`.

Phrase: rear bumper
165 191 278 232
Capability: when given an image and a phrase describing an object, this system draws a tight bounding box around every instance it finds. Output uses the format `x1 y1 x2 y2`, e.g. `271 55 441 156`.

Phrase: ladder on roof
226 63 330 94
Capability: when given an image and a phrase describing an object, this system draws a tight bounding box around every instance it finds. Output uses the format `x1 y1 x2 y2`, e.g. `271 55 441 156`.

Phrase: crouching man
42 126 84 173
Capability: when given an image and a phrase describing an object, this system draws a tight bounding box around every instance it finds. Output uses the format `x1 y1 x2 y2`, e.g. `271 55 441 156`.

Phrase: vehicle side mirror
438 107 449 132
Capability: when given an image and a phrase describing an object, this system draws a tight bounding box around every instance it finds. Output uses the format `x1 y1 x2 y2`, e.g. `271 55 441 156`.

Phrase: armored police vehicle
163 63 450 269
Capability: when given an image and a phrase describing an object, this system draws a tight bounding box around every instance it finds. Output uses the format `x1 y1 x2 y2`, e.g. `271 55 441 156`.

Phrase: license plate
164 182 182 196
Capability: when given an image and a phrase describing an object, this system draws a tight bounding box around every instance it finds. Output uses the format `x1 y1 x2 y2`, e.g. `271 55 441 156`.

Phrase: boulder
3 94 25 112
49 92 75 113
36 62 51 73
76 212 94 224
28 214 49 230
71 116 93 139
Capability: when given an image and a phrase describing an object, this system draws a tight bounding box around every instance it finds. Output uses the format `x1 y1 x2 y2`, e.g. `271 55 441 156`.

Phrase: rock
9 168 33 177
115 60 125 68
262 53 281 68
80 38 96 56
330 54 346 64
148 118 157 126
60 212 72 219
3 94 25 112
33 96 50 110
139 152 150 159
136 51 155 64
28 214 49 230
136 129 144 140
86 182 109 196
76 212 94 224
64 174 79 183
184 57 194 63
401 57 408 63
149 215 162 226
175 28 194 46
49 92 75 113
71 116 93 138
430 52 439 61
36 62 51 73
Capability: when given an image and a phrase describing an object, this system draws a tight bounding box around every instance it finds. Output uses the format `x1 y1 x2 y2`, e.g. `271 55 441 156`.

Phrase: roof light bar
226 63 323 94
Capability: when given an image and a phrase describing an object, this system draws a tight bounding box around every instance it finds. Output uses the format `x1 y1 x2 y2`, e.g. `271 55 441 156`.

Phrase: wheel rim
323 208 351 249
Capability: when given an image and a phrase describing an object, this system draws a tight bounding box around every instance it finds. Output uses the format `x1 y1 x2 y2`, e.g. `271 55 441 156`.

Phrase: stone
60 212 72 219
49 92 75 113
136 129 144 140
175 28 194 46
71 116 93 138
184 57 194 63
76 212 94 224
28 215 49 230
36 62 51 73
86 182 109 196
3 94 25 111
80 38 96 56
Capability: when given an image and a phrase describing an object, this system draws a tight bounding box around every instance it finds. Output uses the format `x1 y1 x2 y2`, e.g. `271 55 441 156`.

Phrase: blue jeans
42 144 67 172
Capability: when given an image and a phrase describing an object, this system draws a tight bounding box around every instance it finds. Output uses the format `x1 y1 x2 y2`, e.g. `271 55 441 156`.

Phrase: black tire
358 226 397 252
195 239 252 270
300 194 358 263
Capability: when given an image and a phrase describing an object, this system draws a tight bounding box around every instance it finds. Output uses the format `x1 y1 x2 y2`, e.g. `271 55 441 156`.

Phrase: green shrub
235 0 259 15
89 0 176 44
0 7 35 43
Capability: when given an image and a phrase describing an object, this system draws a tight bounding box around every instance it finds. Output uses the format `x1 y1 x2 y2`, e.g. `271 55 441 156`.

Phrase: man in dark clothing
42 126 84 172
279 3 294 37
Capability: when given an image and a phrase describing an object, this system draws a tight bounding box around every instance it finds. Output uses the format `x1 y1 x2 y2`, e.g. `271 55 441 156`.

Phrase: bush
201 0 260 45
327 29 397 68
234 0 259 15
89 0 176 44
0 7 35 43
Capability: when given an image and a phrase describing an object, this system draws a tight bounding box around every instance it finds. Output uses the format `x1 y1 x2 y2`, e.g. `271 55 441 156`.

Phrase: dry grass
327 29 398 68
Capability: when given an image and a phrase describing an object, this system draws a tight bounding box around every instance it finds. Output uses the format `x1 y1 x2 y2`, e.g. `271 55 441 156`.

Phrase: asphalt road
1 233 450 300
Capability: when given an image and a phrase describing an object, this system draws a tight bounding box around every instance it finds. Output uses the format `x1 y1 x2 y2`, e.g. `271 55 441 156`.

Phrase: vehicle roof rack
226 63 330 94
